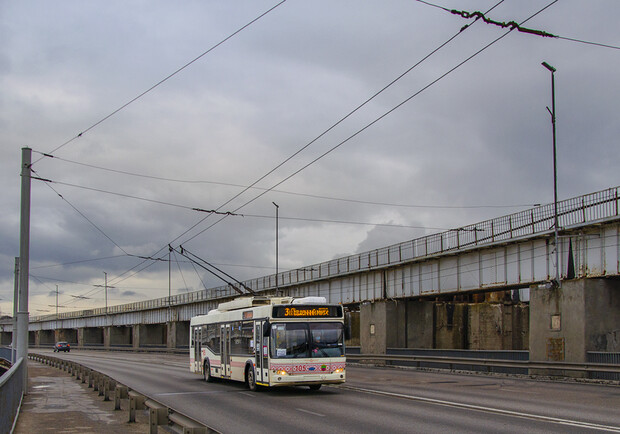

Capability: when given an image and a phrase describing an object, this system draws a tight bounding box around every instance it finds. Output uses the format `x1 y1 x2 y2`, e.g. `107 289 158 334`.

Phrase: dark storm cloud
1 0 618 315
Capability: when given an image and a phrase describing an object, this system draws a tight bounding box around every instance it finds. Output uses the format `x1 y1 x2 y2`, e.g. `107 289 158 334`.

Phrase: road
36 350 620 433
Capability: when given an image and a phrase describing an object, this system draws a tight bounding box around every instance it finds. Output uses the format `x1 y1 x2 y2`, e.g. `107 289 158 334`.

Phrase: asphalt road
37 350 620 433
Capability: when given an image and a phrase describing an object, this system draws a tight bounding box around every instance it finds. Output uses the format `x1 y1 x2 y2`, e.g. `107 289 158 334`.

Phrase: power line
180 1 559 247
556 36 620 50
34 150 538 209
34 170 131 256
31 174 242 217
30 0 509 296
31 0 288 166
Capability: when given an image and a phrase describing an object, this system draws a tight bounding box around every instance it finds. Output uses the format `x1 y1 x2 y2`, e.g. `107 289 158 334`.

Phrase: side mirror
262 320 271 337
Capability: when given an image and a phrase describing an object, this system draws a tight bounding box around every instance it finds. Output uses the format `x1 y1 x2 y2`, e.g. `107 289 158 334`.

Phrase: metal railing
0 357 25 434
347 353 620 379
25 186 619 322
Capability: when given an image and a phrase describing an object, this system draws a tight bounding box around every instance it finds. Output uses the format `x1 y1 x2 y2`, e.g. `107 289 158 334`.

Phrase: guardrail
0 357 25 434
28 353 219 433
347 353 620 379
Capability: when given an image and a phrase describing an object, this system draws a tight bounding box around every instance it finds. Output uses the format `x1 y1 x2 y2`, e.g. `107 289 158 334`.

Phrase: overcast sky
1 0 618 317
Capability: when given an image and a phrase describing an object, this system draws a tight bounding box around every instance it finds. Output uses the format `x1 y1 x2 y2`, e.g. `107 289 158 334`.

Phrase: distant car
54 341 70 352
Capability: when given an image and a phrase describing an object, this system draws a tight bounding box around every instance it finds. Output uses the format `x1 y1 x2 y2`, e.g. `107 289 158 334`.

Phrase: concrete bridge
1 187 618 367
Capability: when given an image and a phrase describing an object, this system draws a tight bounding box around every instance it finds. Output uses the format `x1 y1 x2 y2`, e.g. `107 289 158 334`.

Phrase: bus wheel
308 384 322 391
204 361 213 383
246 366 258 391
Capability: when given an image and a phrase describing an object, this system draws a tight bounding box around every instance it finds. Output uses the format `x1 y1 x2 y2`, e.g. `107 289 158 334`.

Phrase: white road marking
296 408 325 417
340 385 620 432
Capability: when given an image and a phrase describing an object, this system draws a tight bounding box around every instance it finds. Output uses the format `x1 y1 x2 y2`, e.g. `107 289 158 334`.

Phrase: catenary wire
34 150 539 209
179 1 559 247
31 0 507 301
31 0 288 166
40 0 516 302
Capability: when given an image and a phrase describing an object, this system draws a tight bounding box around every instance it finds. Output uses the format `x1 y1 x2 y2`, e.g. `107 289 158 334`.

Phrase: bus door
193 327 201 372
254 322 269 384
220 324 231 378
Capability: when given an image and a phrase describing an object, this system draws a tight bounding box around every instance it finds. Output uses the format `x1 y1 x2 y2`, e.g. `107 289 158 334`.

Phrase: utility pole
12 257 19 363
17 147 32 390
272 202 279 292
542 61 561 288
104 272 108 315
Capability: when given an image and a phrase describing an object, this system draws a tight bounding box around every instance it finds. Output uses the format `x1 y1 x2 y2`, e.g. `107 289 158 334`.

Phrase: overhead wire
34 150 539 209
30 175 242 217
30 0 288 166
37 0 514 302
180 1 560 247
29 0 508 303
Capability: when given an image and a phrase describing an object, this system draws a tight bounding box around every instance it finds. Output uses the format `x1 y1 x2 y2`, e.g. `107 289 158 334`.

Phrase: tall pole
17 147 32 389
12 257 19 363
272 202 279 291
542 61 560 288
104 272 108 315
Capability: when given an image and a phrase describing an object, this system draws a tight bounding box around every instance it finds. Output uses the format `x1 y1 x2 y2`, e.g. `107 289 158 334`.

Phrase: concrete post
17 147 32 390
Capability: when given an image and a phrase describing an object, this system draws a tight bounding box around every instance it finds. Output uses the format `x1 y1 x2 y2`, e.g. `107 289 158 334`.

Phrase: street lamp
542 61 560 288
272 202 279 291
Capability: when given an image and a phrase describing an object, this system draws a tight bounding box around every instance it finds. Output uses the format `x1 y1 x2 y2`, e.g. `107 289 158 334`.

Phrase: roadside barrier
28 353 218 433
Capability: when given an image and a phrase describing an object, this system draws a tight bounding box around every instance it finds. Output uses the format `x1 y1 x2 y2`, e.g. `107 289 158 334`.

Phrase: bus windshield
271 322 344 359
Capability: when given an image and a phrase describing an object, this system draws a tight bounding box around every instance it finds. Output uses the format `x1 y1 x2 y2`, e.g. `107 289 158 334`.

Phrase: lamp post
104 272 108 314
542 61 560 288
272 202 279 291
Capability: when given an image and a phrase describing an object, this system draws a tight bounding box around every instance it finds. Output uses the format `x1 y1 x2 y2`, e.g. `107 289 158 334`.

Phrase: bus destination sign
273 305 342 318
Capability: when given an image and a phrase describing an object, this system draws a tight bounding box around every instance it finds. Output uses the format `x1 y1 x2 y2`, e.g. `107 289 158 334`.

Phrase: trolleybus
189 296 346 390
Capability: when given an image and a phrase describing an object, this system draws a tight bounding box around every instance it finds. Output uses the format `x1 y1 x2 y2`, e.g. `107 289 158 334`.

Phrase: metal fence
0 356 25 434
587 352 620 381
26 186 619 323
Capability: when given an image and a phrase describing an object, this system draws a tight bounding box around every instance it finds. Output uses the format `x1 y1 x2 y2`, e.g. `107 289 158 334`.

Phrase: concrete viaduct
1 187 619 366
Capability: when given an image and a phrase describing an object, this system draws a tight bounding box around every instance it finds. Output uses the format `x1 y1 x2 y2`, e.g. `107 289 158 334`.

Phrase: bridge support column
360 300 405 354
530 278 620 374
167 321 189 349
134 324 166 349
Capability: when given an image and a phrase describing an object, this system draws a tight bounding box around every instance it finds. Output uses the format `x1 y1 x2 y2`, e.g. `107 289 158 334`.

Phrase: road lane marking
339 385 620 432
296 408 325 417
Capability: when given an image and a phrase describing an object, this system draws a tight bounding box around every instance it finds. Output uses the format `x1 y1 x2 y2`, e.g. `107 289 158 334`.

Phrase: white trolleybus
190 296 346 391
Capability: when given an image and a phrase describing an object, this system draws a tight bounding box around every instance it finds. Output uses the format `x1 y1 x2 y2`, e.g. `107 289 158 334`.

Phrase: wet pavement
14 359 148 433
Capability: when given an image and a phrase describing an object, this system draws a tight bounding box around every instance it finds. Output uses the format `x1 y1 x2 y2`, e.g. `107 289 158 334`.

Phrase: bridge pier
133 324 167 349
56 328 77 345
80 327 104 348
106 326 132 348
38 329 55 347
360 300 434 354
530 278 620 374
166 321 189 349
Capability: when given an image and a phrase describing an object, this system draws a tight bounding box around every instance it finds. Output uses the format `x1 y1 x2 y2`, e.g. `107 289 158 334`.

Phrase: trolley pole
17 147 32 390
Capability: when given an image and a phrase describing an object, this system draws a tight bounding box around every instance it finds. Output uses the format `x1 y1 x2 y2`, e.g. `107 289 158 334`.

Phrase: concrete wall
361 299 530 353
406 300 433 348
434 303 468 349
530 278 620 365
134 324 167 347
167 321 189 348
468 303 529 350
57 329 78 344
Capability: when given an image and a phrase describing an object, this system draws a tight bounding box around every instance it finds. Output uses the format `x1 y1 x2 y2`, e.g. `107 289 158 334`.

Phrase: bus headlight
333 368 344 374
275 370 287 376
